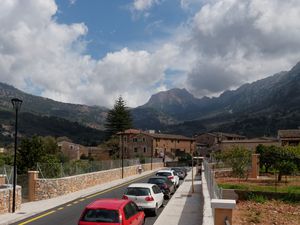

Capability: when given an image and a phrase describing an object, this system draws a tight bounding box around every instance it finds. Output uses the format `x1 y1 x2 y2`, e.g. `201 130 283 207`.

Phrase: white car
155 170 180 187
123 183 164 216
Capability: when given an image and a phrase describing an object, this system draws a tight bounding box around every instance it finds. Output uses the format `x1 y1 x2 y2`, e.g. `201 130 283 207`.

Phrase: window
125 187 151 196
124 147 127 153
134 147 138 153
143 147 147 153
133 138 138 142
124 202 138 219
124 136 127 142
152 185 161 194
81 209 119 223
142 138 146 142
177 140 180 143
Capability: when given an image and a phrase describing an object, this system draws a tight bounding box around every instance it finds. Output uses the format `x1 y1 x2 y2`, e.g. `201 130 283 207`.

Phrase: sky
1 0 300 108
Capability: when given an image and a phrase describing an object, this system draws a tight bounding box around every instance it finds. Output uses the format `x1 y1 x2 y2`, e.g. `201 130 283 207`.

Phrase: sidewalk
0 170 158 225
154 168 204 225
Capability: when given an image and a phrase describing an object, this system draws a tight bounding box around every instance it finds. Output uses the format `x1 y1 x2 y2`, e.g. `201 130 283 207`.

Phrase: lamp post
11 98 22 213
121 134 124 179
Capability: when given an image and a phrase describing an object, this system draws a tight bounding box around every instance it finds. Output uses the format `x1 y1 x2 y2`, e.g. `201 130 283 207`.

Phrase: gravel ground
233 200 300 225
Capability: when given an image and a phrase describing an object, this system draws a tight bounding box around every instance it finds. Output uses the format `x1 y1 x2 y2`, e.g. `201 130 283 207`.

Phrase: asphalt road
13 173 176 225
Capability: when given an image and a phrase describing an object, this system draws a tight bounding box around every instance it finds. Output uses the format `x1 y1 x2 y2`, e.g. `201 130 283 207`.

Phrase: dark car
147 176 175 199
170 168 186 180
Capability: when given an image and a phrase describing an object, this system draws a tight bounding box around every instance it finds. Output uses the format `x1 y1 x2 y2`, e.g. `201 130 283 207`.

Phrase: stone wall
32 162 163 201
0 185 22 214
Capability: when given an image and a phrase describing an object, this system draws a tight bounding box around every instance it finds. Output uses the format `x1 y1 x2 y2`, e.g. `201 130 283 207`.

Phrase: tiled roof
278 129 300 138
119 129 194 140
144 133 195 141
213 132 246 138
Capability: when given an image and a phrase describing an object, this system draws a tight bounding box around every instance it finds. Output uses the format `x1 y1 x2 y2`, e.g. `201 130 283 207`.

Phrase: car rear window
156 172 171 177
126 187 150 196
81 209 119 223
148 178 166 184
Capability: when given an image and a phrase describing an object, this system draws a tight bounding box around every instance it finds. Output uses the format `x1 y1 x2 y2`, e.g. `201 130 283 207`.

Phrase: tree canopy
105 96 132 137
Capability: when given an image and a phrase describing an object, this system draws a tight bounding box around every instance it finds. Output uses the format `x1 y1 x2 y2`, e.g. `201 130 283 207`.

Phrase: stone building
278 129 300 146
58 141 109 161
58 141 88 161
219 138 280 152
118 129 195 159
195 132 246 156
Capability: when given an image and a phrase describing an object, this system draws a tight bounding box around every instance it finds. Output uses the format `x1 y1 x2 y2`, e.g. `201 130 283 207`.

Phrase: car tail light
122 195 128 200
168 176 174 180
145 196 154 201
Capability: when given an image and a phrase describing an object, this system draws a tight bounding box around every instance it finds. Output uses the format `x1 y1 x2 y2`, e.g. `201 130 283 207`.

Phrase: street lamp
11 98 22 213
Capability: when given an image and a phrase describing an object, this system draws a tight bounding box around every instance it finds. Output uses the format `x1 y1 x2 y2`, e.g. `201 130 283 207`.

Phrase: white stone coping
211 199 236 209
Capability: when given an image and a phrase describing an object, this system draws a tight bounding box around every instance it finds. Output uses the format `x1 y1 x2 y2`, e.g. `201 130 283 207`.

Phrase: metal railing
0 165 14 185
203 159 222 199
37 158 163 179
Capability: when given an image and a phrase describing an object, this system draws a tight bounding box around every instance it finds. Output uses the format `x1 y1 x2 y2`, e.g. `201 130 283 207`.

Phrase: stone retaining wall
0 185 22 214
31 162 163 201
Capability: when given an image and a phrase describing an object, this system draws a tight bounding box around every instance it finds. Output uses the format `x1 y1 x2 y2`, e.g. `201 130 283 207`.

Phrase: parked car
78 199 145 225
147 176 175 199
155 170 180 187
170 168 187 180
123 183 164 216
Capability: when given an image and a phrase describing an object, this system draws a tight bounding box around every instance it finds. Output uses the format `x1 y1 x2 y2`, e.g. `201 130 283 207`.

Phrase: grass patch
247 193 267 203
218 183 249 190
219 183 300 194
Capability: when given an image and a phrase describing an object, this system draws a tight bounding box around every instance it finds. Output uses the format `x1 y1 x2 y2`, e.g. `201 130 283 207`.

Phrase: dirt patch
233 200 300 225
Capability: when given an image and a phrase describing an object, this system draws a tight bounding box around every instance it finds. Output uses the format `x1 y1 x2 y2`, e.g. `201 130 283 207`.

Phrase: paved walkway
154 168 204 225
0 170 157 225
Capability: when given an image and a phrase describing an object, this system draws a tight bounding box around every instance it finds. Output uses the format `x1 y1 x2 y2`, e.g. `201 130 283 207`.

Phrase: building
58 141 110 161
58 141 88 161
195 132 246 147
118 129 195 159
195 132 246 156
278 129 300 146
219 138 280 152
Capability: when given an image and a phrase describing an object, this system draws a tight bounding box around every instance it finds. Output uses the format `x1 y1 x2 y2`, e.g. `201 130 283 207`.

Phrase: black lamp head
11 98 23 110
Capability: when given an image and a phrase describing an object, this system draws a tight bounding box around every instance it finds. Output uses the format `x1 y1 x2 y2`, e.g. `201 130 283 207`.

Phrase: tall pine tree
105 96 132 137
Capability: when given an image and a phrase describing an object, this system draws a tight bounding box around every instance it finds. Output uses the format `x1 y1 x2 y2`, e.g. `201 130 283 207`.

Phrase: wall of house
30 162 163 201
0 185 21 214
219 141 280 152
195 134 216 147
153 139 195 155
122 134 153 158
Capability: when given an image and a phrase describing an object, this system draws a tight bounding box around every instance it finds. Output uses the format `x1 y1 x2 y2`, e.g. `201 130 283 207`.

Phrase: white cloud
132 0 161 11
1 0 300 109
183 0 300 97
0 0 170 108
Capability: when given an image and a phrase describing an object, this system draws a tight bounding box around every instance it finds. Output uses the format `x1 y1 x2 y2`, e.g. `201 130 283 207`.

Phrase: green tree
18 136 45 173
256 144 278 173
17 136 63 174
100 136 120 158
105 96 132 136
222 147 252 180
273 147 298 182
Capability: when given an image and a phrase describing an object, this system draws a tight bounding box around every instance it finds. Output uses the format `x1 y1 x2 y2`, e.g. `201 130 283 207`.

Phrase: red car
78 199 145 225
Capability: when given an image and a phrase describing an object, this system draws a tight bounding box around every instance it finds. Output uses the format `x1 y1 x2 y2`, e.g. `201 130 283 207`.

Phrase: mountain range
1 61 300 145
